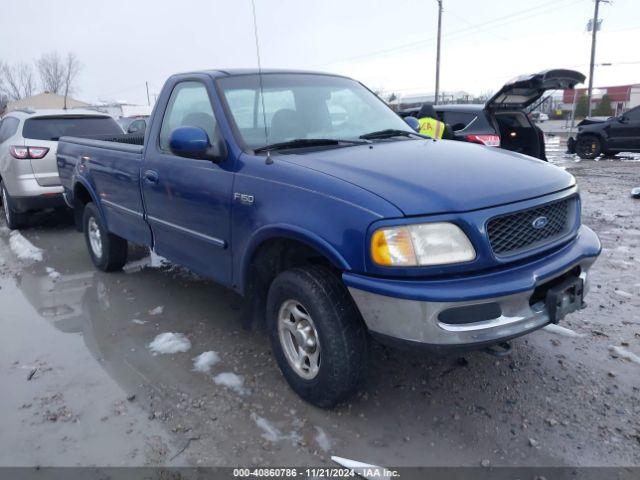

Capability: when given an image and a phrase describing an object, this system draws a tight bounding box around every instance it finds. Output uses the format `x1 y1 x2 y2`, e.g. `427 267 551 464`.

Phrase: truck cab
57 69 601 407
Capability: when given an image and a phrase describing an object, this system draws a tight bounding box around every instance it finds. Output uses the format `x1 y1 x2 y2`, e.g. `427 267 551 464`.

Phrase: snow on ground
314 426 332 452
150 251 169 268
213 372 246 395
45 267 60 280
542 323 585 338
613 289 634 299
9 231 43 262
131 318 147 325
148 332 191 355
192 351 220 373
250 413 301 445
251 413 284 442
609 346 640 365
148 305 164 316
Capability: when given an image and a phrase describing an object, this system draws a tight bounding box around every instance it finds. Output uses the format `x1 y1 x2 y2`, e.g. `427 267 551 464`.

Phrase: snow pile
150 251 169 268
609 346 640 365
543 324 585 338
9 231 43 262
46 267 61 280
192 351 220 373
251 413 284 442
131 318 147 325
148 305 164 316
148 332 191 355
213 372 246 395
314 426 332 452
250 413 301 445
614 289 633 299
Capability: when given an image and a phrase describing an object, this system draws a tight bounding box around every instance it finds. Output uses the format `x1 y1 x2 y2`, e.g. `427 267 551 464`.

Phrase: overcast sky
1 0 638 105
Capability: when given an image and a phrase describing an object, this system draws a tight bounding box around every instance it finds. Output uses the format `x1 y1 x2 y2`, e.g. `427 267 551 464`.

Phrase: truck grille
487 197 576 257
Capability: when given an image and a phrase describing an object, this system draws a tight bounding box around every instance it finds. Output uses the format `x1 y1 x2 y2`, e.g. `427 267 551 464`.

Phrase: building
562 84 640 116
5 92 90 113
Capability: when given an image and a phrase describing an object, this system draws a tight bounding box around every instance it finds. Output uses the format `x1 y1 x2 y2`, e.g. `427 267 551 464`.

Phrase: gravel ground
0 145 638 468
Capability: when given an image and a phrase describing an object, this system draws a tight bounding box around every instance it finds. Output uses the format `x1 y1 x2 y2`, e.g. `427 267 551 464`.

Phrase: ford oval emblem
532 216 549 230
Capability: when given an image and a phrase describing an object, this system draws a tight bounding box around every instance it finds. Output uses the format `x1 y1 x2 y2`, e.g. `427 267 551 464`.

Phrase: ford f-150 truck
57 69 601 407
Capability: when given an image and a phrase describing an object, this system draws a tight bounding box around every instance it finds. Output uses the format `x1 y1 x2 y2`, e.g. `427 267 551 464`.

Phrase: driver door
141 79 234 285
609 107 640 150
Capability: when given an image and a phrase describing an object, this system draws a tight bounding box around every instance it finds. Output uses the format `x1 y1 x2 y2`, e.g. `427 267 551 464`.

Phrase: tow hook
484 341 512 358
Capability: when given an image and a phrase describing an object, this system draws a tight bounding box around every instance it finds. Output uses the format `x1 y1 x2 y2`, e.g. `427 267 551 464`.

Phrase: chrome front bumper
349 269 591 348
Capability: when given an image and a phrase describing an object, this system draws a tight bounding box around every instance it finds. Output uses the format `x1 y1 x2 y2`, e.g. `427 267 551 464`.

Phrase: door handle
143 170 159 184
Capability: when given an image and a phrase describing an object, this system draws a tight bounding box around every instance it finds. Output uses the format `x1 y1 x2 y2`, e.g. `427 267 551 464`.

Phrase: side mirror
169 126 226 163
404 116 421 132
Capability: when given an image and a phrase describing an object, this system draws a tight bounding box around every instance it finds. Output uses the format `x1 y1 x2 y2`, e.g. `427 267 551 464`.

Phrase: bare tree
62 53 82 109
0 61 36 101
37 52 66 94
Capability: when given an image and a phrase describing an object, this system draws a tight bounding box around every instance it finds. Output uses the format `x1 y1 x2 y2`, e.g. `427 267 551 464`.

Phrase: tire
575 135 602 160
266 265 369 408
1 180 26 230
82 202 128 271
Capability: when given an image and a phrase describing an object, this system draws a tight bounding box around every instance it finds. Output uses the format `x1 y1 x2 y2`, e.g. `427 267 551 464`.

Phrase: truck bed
56 134 150 247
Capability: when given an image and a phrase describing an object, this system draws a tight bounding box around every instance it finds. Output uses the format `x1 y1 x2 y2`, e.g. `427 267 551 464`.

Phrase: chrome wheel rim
1 187 9 224
88 217 103 258
278 299 321 380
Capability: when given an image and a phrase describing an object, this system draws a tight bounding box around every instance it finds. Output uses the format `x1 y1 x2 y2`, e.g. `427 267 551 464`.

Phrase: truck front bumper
344 226 601 350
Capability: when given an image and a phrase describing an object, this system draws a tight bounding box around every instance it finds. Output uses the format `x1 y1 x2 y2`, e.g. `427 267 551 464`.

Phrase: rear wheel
576 135 602 159
82 202 128 271
1 180 26 230
266 265 369 408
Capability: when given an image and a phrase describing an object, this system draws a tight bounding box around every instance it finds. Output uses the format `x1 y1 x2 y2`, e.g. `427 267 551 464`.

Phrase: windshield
217 73 413 150
23 116 123 141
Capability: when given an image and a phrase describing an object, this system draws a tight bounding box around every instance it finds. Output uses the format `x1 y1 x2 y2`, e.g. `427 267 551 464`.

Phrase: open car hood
486 69 585 111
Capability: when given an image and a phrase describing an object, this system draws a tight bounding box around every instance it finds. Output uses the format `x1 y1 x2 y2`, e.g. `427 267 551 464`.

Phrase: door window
624 107 640 121
440 111 476 131
159 81 217 152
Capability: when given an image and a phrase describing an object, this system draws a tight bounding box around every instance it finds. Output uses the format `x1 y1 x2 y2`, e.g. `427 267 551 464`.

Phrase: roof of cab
171 68 352 80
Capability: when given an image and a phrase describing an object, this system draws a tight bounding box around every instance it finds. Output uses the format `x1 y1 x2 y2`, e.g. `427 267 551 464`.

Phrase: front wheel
82 202 128 271
576 135 602 159
266 265 369 408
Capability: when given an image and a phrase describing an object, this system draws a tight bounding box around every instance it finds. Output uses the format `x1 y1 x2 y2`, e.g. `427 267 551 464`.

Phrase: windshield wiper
254 138 368 153
359 129 421 140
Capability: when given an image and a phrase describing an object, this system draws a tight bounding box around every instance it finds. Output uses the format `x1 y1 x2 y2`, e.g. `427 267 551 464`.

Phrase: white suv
0 109 122 229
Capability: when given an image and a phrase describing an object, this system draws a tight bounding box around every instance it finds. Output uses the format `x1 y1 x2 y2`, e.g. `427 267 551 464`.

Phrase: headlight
371 222 476 267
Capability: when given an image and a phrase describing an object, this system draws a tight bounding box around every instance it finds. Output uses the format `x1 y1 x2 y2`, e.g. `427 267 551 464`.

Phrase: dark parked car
572 106 640 159
399 69 586 161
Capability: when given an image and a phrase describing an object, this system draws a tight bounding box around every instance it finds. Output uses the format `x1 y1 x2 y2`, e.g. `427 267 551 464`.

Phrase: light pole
434 0 443 105
586 0 610 116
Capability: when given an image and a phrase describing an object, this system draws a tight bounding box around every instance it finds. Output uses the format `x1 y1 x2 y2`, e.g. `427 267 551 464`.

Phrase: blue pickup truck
57 69 601 407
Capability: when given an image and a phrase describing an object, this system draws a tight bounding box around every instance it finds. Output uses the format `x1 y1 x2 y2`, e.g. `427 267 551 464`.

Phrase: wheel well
73 183 93 231
244 238 341 324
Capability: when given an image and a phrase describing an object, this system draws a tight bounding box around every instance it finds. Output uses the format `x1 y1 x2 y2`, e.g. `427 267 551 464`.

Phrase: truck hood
577 116 610 127
278 139 575 216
